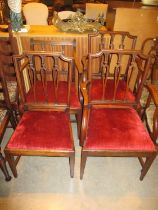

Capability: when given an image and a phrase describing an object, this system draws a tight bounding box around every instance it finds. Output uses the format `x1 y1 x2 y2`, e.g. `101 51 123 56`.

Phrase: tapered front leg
80 151 87 180
69 153 75 178
140 155 157 181
5 151 18 178
0 153 11 181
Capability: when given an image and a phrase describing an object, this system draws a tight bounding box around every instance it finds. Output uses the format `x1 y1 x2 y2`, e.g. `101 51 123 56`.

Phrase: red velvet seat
7 111 74 151
85 108 155 151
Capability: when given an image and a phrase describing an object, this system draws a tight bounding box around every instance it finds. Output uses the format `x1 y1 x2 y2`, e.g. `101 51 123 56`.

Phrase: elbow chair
80 48 157 180
4 51 75 178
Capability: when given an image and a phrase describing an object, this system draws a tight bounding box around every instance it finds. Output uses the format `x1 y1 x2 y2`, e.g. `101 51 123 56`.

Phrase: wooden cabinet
113 7 158 49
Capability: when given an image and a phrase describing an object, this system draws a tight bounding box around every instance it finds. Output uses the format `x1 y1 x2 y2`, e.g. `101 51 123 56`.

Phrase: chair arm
80 81 90 106
144 84 158 145
74 51 82 74
145 84 158 107
80 81 90 146
81 55 88 70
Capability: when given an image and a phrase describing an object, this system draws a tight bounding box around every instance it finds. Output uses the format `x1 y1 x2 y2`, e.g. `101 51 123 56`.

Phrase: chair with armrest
23 3 49 25
80 49 157 180
30 38 82 138
4 51 75 178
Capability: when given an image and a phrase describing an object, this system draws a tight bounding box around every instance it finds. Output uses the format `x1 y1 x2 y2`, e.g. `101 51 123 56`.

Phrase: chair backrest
88 31 137 53
30 39 76 81
13 51 75 112
23 3 48 25
57 11 76 20
30 38 76 56
86 49 150 108
141 37 158 83
85 3 108 20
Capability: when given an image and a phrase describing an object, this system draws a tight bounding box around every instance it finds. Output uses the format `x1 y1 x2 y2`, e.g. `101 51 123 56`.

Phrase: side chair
30 38 82 137
4 51 75 178
80 49 157 180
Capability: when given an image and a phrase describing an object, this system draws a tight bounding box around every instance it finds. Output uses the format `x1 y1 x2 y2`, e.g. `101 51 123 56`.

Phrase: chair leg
69 153 75 178
80 151 87 180
5 151 18 178
75 110 82 139
9 110 17 129
140 155 157 181
0 153 11 181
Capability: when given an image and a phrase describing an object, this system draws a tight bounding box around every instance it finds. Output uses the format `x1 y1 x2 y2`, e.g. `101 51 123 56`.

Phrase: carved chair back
86 49 150 109
30 39 76 81
14 51 75 112
88 31 137 54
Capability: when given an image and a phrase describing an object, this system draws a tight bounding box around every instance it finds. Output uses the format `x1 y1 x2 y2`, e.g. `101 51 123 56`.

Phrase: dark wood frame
4 50 76 178
79 49 157 180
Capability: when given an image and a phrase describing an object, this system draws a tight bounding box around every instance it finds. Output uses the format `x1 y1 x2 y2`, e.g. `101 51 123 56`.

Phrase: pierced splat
14 51 75 111
87 49 150 107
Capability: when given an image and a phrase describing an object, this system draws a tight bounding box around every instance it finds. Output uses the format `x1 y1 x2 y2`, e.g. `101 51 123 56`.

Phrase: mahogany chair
30 38 82 137
80 49 157 180
141 37 158 84
4 51 75 178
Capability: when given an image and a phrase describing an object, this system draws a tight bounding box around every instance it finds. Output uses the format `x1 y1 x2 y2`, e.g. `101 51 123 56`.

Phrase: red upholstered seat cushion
26 81 81 109
7 111 74 151
90 79 135 102
85 108 156 151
